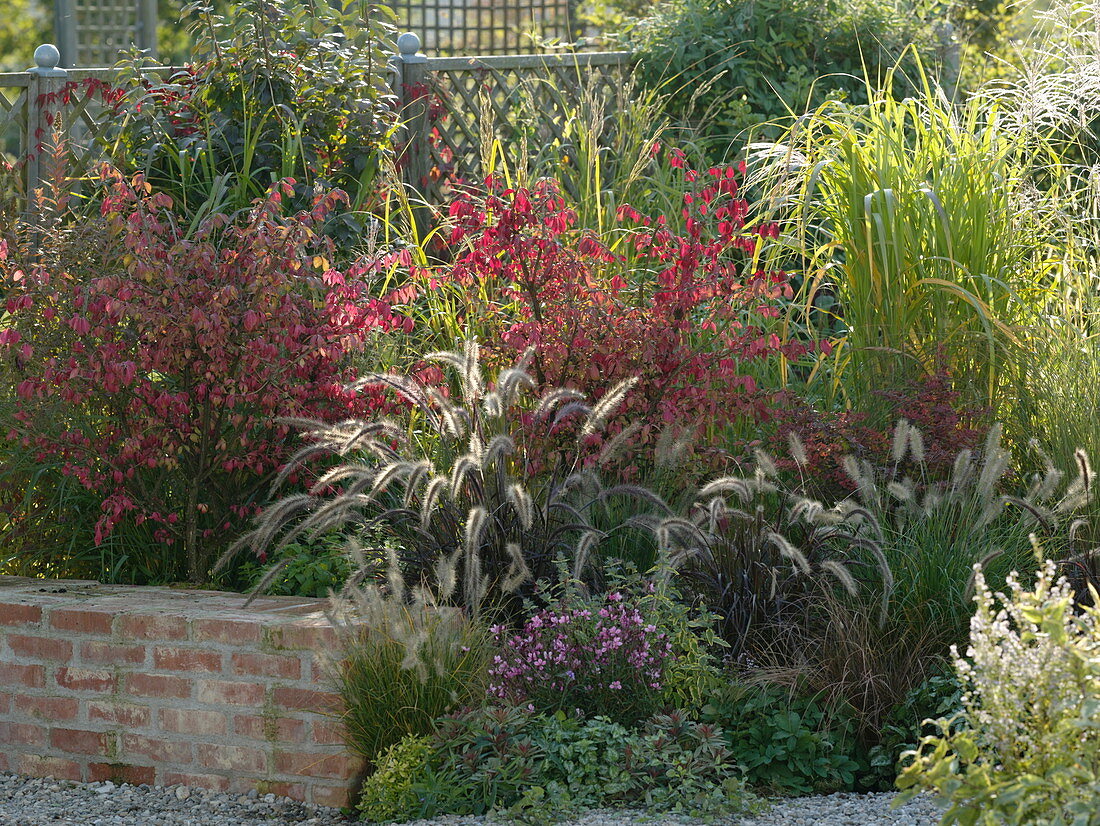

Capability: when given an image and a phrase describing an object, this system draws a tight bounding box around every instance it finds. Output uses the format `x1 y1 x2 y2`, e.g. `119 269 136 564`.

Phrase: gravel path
0 773 944 825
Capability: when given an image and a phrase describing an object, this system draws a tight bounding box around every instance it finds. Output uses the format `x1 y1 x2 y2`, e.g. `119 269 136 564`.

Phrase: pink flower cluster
488 592 673 723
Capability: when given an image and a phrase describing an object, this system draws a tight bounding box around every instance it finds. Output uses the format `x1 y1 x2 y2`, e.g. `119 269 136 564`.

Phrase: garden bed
0 576 360 807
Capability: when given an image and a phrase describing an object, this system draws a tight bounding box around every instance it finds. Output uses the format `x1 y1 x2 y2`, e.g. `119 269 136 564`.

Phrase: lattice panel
0 85 29 160
73 0 141 67
60 89 117 178
391 0 576 55
424 57 628 192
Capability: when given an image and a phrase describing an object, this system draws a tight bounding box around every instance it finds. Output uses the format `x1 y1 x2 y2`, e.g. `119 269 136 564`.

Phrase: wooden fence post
393 32 431 201
25 43 69 223
53 0 78 69
138 0 159 60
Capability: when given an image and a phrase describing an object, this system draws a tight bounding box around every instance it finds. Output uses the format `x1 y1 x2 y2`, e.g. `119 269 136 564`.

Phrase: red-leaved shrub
428 154 822 475
0 171 410 582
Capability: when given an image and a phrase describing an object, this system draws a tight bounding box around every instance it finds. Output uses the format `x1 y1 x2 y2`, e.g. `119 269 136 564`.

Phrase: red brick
273 750 362 779
231 651 301 680
56 666 117 693
311 720 345 746
122 734 192 765
16 754 82 781
162 771 229 792
0 691 11 713
124 673 191 700
50 727 114 756
159 708 226 736
192 618 262 645
80 640 146 665
195 743 267 774
88 701 152 728
0 602 42 626
50 607 114 635
117 614 188 641
272 687 341 713
196 679 264 706
273 623 338 651
234 714 305 743
7 634 72 661
14 695 78 721
0 721 47 747
311 784 354 808
88 763 156 786
0 661 45 688
153 647 222 673
0 753 9 772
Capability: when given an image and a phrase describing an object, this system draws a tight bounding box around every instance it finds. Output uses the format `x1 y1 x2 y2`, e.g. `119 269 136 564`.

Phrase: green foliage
332 588 493 767
357 735 434 824
702 682 859 795
110 0 397 232
359 706 755 822
237 533 352 597
866 668 963 786
896 560 1100 824
627 0 941 150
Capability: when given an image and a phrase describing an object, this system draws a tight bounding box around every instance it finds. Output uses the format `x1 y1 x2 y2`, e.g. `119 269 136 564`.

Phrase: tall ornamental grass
758 74 1065 411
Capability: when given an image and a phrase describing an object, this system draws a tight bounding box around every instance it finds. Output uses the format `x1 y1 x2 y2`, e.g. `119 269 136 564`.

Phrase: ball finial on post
396 32 426 64
30 44 66 77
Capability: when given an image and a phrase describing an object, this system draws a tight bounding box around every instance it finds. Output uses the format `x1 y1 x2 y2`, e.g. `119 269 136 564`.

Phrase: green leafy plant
360 706 755 822
701 682 859 795
237 532 353 597
357 735 434 823
866 667 962 787
897 559 1100 824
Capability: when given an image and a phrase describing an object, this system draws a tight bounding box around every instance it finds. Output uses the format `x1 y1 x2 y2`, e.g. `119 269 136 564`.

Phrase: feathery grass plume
890 419 911 464
501 542 530 594
506 483 535 531
1026 440 1064 502
906 423 926 465
582 377 638 438
326 560 493 768
596 421 644 468
786 431 809 469
655 425 694 469
1055 448 1096 514
533 387 587 421
645 445 868 656
227 341 648 618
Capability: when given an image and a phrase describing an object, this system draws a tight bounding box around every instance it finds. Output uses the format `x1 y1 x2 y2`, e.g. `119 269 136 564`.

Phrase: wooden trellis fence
388 0 579 55
0 34 633 216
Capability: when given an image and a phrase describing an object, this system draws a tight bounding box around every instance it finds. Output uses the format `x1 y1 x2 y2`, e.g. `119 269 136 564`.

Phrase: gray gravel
0 773 350 825
0 773 943 825
402 792 943 825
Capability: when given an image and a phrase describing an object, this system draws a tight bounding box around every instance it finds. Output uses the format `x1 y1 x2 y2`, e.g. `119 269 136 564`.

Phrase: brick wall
0 577 364 807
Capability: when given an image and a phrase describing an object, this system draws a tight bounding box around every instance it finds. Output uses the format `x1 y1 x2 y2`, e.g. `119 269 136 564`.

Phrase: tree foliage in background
107 0 397 236
0 0 49 72
625 0 944 153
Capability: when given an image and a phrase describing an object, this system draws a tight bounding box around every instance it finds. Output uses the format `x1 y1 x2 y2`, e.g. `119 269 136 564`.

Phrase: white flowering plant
895 559 1100 825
